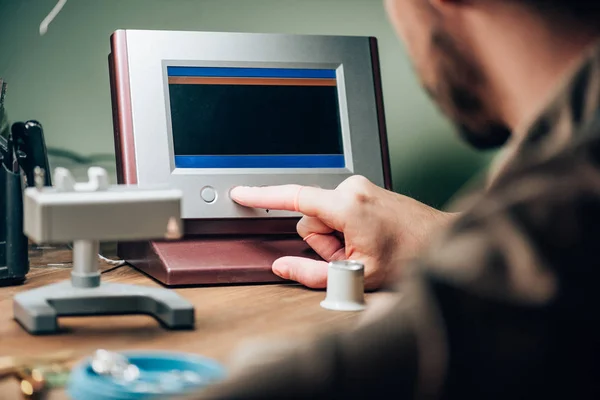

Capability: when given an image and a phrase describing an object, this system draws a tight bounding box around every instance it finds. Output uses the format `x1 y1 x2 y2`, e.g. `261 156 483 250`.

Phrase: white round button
200 186 217 203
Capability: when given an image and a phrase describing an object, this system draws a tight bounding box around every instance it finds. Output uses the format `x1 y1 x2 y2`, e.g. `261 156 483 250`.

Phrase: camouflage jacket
200 42 600 400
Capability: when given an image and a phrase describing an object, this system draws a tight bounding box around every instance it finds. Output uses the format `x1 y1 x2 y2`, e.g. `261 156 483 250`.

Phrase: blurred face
384 0 511 149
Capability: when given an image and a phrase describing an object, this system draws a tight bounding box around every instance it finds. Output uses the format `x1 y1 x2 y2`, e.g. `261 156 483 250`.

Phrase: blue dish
66 351 227 400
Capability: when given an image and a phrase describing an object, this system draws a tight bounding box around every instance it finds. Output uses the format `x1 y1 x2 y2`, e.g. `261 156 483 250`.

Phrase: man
200 0 600 398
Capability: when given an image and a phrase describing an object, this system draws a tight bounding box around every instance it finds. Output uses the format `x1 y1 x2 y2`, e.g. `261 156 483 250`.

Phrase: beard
422 31 511 150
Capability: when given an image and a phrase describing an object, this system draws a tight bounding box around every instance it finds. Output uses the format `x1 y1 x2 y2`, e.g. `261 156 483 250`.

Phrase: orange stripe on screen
168 77 337 87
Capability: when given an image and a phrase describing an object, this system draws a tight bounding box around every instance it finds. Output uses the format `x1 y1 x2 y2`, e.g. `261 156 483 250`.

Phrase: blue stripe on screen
174 155 345 169
167 66 337 80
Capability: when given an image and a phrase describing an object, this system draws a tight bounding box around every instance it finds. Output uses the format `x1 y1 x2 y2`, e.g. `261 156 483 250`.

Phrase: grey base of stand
13 280 195 335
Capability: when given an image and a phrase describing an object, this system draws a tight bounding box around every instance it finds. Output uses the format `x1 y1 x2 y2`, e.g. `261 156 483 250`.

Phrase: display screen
166 66 345 168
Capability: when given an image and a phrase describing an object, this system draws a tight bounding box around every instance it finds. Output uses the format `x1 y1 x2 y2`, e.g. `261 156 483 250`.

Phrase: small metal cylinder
320 260 366 311
71 240 100 288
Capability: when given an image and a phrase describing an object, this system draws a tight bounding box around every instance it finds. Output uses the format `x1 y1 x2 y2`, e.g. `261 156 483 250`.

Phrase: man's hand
230 175 457 290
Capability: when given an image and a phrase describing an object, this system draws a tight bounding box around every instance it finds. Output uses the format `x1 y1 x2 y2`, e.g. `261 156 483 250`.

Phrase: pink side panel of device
110 31 137 185
118 240 168 282
370 37 393 191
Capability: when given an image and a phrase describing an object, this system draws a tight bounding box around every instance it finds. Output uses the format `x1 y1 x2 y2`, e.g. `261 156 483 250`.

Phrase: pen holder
0 163 29 286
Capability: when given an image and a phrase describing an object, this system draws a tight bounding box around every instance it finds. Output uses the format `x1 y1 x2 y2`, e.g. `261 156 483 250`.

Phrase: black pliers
2 121 52 187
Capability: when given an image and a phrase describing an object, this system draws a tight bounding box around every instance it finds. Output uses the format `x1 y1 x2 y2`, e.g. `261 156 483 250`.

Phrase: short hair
518 0 600 25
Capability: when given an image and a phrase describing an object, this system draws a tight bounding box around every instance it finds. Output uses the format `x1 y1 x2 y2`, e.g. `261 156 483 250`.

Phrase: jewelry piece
91 350 140 382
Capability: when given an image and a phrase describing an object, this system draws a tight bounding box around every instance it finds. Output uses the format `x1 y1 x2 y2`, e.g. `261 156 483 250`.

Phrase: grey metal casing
116 30 386 220
13 281 195 334
23 187 183 243
14 168 195 335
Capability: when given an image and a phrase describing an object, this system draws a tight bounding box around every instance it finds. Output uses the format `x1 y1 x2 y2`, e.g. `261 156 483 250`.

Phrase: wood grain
0 246 371 399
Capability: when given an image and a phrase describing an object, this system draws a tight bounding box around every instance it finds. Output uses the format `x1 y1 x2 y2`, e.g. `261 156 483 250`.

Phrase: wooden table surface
0 245 374 399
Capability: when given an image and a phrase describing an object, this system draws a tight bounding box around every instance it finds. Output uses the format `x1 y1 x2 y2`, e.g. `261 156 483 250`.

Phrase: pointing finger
230 185 343 226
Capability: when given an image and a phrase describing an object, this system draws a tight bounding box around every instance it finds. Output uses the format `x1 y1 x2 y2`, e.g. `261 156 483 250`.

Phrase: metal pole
71 239 100 288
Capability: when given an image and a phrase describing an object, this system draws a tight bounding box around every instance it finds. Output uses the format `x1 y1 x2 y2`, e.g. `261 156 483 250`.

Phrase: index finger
230 185 340 221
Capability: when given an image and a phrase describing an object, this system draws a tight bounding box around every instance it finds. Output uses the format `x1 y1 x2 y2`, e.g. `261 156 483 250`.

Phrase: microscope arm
13 167 194 335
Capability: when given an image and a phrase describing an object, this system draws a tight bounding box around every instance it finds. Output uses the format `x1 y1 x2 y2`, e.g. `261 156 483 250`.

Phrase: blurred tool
0 350 76 399
17 363 71 400
0 80 52 286
0 115 26 285
67 349 226 400
11 121 52 187
0 119 52 286
39 0 67 36
0 79 8 143
320 260 367 311
0 351 76 380
0 79 6 104
13 166 194 334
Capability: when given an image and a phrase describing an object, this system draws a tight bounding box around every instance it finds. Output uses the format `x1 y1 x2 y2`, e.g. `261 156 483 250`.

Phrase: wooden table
0 246 374 399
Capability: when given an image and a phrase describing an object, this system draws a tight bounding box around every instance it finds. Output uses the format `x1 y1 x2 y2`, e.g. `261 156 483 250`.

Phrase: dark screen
168 84 344 156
